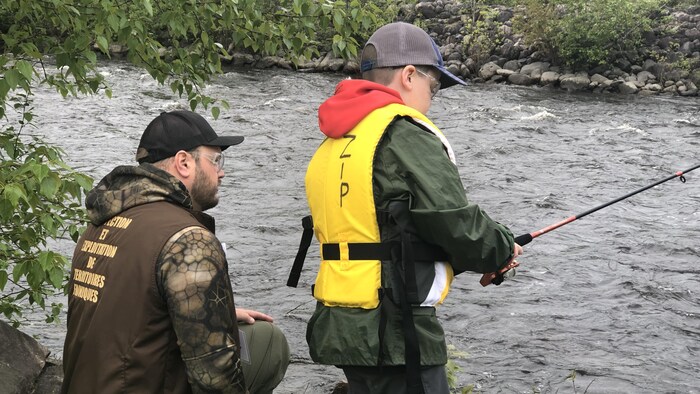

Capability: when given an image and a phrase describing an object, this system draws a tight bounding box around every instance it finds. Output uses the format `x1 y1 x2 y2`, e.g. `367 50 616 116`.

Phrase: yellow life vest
305 103 455 309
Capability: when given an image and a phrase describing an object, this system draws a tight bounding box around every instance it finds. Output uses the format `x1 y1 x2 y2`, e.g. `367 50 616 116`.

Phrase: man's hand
236 308 274 324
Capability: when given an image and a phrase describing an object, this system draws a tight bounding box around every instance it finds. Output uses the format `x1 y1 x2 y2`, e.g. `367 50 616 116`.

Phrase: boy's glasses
415 69 441 98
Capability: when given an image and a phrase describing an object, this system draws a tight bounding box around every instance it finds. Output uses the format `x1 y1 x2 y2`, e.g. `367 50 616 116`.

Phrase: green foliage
0 0 397 119
513 0 663 69
0 0 396 326
319 0 400 60
512 0 558 57
446 343 474 393
1 107 92 326
460 1 506 64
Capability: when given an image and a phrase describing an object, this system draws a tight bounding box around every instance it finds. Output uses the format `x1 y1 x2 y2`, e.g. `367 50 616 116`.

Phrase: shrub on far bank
514 0 662 70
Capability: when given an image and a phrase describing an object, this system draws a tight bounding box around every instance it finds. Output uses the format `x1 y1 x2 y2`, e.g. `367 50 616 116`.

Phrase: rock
460 63 472 78
464 58 477 73
680 41 695 54
642 59 663 78
331 381 349 394
685 27 700 40
415 2 437 18
272 56 293 70
614 58 632 72
503 60 520 71
663 85 678 94
447 51 462 61
231 52 255 67
108 44 127 56
637 70 656 84
591 73 613 88
618 81 639 94
530 50 550 62
317 52 345 71
496 39 520 59
326 58 346 72
590 64 611 75
658 36 673 49
691 69 700 85
33 360 63 394
489 74 506 83
478 62 501 80
665 68 690 81
0 320 53 393
508 73 534 86
496 68 515 76
679 80 698 96
496 8 514 23
343 59 359 74
560 72 591 91
540 71 561 86
256 56 279 69
520 61 550 78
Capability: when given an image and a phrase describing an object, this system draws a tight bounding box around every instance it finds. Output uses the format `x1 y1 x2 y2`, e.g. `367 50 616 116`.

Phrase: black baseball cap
136 110 244 163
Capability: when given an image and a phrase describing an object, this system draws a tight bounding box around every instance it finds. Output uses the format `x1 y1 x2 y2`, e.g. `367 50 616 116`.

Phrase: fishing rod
514 163 700 246
489 163 700 286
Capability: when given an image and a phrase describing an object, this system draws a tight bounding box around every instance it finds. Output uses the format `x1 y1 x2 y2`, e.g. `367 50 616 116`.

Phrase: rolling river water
18 61 700 393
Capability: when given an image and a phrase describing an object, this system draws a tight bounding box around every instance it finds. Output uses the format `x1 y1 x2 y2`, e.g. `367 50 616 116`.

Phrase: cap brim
437 65 468 89
208 135 244 150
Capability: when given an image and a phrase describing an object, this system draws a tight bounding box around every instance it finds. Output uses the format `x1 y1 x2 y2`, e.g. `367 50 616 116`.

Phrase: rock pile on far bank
226 1 700 98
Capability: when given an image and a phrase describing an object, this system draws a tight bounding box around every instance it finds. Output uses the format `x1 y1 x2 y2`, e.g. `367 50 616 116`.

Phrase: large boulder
0 320 60 394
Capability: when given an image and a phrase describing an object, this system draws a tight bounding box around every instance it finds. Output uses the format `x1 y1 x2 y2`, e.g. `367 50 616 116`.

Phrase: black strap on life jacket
287 215 314 288
393 229 424 394
321 242 448 262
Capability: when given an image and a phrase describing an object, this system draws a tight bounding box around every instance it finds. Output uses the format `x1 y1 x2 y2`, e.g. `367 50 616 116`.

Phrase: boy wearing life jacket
291 22 523 393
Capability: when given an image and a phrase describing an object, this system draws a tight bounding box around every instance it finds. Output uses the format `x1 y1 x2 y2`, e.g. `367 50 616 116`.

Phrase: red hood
318 79 404 138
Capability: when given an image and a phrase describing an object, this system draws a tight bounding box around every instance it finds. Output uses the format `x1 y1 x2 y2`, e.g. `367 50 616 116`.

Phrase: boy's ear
400 65 417 91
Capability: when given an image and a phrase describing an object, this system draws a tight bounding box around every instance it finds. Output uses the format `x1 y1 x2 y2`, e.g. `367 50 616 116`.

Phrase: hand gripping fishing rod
490 163 700 285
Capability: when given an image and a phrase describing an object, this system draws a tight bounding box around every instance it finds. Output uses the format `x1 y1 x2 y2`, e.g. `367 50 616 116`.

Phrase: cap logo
360 59 376 73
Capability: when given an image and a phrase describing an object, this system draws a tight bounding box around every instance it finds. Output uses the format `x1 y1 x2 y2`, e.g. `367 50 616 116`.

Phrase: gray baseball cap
360 22 467 89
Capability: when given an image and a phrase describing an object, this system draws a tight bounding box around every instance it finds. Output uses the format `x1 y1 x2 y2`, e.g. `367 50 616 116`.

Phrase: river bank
223 1 700 97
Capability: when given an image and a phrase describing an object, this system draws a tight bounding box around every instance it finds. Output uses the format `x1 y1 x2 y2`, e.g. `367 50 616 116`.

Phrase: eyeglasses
415 68 441 98
191 150 225 171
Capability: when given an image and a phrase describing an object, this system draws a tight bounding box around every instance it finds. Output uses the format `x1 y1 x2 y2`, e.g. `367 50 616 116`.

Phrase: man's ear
172 150 194 179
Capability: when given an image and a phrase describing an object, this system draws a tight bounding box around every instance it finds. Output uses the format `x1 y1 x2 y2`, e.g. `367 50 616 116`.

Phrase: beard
190 164 220 211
